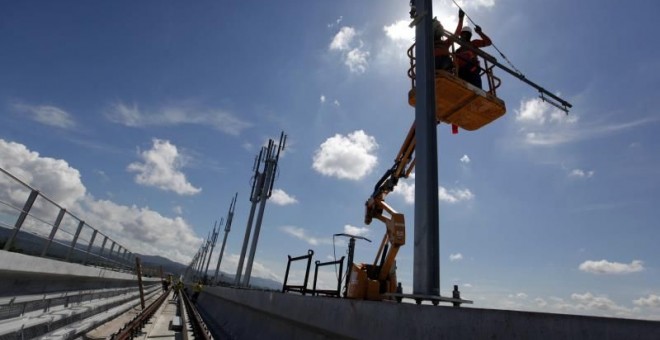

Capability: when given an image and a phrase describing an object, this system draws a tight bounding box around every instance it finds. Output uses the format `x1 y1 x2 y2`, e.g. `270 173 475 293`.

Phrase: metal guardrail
0 167 136 273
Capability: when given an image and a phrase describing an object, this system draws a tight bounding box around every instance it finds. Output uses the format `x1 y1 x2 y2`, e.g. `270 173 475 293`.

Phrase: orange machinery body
408 70 506 131
348 204 405 301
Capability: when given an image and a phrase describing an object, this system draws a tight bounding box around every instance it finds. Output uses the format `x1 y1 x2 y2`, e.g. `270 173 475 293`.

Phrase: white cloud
463 283 473 288
392 174 474 204
107 102 251 136
579 259 644 274
329 26 369 74
0 139 202 264
634 294 660 308
80 198 201 263
333 100 340 106
345 48 370 74
280 226 331 246
449 253 463 262
173 205 183 215
383 20 414 43
460 155 471 164
394 176 416 204
343 224 370 237
327 16 343 28
214 253 281 282
127 139 201 195
514 97 660 146
508 292 528 299
13 103 76 129
569 169 594 178
535 297 548 307
454 0 496 9
568 292 633 316
330 27 356 51
439 187 474 203
270 188 298 206
0 139 86 210
515 97 573 125
320 95 326 103
312 130 378 180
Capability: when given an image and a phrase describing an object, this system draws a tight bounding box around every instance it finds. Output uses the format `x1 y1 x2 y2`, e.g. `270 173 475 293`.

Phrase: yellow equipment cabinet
408 71 506 131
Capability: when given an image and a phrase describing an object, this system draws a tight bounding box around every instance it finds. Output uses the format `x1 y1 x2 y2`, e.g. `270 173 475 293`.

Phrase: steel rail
181 289 213 340
111 287 172 340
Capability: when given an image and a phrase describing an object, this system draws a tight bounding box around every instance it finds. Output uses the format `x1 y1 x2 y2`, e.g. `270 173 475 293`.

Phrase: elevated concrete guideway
2 251 660 339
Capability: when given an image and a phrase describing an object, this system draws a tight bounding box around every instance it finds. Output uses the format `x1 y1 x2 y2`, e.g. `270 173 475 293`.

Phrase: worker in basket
433 9 465 72
455 24 492 89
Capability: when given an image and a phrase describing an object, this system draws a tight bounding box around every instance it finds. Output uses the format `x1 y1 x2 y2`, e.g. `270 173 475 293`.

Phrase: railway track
98 287 214 340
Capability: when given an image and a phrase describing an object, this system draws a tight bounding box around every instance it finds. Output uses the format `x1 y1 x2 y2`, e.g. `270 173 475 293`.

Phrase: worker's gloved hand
475 25 482 33
459 9 465 19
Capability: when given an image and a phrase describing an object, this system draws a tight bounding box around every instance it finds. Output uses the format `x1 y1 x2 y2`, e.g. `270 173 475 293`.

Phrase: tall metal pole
243 158 275 286
244 133 286 286
235 148 266 285
215 192 237 283
203 219 221 279
412 0 440 296
197 229 212 277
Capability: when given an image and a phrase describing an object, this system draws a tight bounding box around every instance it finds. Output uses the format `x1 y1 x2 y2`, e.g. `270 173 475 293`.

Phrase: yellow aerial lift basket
408 70 506 131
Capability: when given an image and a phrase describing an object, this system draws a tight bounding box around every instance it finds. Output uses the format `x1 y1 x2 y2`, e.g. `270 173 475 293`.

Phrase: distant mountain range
137 253 282 290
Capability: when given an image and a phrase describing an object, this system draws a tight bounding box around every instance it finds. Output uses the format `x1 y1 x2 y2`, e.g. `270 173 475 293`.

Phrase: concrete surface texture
0 250 159 296
197 286 660 340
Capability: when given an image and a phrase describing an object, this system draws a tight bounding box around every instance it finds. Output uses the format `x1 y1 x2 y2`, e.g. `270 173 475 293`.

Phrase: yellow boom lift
346 9 571 301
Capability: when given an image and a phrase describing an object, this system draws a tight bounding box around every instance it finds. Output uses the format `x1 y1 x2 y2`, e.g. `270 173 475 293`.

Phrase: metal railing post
83 230 97 265
3 189 39 251
135 257 145 309
41 208 66 256
66 221 85 261
108 241 116 265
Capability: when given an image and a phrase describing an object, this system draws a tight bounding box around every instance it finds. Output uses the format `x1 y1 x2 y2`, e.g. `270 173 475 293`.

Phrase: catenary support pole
203 220 221 280
243 159 275 286
235 171 264 285
215 193 237 283
412 0 440 297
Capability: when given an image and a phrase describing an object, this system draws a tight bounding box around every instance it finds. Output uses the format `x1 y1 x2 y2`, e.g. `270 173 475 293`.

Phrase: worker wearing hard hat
432 9 465 72
455 24 492 89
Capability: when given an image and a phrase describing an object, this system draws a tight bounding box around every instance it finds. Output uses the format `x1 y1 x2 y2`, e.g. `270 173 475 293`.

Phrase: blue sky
1 0 659 319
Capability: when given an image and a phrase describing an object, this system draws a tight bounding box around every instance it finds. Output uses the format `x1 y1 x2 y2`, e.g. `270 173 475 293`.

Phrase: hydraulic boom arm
363 123 417 288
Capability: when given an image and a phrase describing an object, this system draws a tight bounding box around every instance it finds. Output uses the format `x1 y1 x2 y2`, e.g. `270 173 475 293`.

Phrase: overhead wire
449 0 525 77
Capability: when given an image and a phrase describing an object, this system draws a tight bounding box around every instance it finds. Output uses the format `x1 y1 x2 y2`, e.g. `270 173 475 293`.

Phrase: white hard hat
432 18 443 31
461 26 472 34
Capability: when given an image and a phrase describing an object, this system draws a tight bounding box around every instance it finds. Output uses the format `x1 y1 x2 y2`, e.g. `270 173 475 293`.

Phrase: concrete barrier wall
197 286 660 340
0 250 159 296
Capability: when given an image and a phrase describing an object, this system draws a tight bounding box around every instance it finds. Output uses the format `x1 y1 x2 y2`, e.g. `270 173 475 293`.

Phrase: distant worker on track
456 24 492 89
192 281 203 303
172 280 184 301
433 9 465 71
